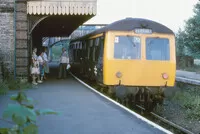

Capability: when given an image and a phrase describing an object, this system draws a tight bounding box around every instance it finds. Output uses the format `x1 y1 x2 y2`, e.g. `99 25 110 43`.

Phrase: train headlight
116 72 122 78
162 73 169 79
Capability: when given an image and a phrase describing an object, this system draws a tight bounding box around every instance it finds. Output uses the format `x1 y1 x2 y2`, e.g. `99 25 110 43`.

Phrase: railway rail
71 73 194 134
135 105 194 134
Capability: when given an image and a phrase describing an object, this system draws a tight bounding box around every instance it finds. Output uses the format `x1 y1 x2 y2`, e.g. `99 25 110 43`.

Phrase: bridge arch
20 0 96 79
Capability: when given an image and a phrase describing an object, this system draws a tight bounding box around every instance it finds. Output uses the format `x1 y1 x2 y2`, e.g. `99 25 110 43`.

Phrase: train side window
75 43 78 62
87 40 90 59
114 36 141 59
82 41 86 58
79 42 82 59
89 39 94 60
73 43 76 62
77 42 80 61
146 38 170 61
99 36 104 58
92 38 99 62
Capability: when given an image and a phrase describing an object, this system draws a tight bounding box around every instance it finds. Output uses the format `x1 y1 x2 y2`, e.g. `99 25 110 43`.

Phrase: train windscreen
114 36 141 59
146 38 170 61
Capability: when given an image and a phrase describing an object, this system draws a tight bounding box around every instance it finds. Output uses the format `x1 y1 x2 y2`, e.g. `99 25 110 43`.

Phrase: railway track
135 105 194 134
71 73 194 134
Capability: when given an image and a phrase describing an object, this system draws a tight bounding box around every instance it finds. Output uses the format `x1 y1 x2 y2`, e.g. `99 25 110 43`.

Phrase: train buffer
0 76 172 134
176 70 200 85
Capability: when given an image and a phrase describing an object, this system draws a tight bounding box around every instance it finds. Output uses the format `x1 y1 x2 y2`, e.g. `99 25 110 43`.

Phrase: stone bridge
0 0 97 80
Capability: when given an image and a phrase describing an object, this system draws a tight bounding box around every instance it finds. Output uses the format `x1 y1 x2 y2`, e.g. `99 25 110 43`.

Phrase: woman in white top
31 47 42 85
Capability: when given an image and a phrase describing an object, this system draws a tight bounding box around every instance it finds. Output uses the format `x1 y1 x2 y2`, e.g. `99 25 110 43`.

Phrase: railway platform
176 70 200 85
0 64 171 134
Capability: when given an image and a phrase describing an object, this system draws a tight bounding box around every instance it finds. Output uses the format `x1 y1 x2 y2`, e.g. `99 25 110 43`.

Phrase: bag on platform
66 64 71 70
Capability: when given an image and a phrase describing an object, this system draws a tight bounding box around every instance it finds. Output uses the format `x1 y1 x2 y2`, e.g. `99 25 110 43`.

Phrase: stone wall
0 0 14 80
0 0 28 81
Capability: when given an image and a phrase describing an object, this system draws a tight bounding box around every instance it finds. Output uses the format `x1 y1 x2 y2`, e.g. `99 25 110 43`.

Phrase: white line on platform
176 76 200 82
70 73 173 134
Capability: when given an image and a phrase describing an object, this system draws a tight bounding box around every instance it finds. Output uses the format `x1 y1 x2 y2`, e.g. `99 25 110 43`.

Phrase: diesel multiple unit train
68 18 176 111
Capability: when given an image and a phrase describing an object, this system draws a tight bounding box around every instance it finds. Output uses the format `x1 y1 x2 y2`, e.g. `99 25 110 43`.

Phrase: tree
176 1 200 58
176 28 187 56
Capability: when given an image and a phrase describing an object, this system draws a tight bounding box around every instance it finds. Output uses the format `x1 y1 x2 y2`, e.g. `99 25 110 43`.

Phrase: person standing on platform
38 50 45 82
43 47 49 80
31 47 42 85
58 47 69 79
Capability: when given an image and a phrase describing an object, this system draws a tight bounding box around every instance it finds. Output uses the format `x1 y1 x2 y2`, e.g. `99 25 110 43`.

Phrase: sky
85 0 199 33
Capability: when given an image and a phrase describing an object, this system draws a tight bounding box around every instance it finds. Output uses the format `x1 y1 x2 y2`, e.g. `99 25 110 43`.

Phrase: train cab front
103 29 176 88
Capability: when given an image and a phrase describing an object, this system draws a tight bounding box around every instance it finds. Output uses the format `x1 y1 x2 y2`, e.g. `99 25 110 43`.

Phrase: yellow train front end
103 30 176 87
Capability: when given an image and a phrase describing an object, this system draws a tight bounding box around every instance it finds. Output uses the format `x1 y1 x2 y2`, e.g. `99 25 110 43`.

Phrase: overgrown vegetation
179 64 200 72
0 76 32 95
172 85 200 119
0 81 8 95
0 76 60 134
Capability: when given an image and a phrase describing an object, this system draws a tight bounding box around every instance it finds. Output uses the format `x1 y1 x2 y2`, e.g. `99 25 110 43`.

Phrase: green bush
0 81 8 95
0 78 59 134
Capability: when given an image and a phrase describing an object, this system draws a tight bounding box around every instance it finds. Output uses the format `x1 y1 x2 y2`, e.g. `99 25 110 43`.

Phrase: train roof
71 18 174 41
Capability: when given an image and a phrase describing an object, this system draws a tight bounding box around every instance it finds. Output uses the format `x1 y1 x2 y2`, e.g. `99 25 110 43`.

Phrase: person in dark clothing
58 47 69 79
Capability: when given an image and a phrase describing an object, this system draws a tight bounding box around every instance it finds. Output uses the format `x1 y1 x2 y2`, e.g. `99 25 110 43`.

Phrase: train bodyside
69 33 105 83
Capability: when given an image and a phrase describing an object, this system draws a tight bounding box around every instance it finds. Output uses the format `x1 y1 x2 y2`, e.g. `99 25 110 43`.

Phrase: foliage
175 29 187 57
0 81 59 134
176 1 200 58
0 81 8 95
172 86 200 119
3 75 32 90
178 64 200 72
51 41 69 61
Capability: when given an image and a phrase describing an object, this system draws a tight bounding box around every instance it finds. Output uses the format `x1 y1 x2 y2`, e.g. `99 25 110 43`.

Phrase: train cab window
146 38 170 61
114 36 141 59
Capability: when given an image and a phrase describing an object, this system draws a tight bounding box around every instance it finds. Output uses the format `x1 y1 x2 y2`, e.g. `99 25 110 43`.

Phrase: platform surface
0 76 167 134
176 70 200 85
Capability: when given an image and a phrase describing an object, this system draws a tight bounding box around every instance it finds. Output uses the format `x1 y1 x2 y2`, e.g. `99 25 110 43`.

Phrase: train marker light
162 73 169 79
116 72 122 78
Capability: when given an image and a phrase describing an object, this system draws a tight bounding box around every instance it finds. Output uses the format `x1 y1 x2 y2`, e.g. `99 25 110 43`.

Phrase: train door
94 36 104 83
82 41 87 76
84 39 92 77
